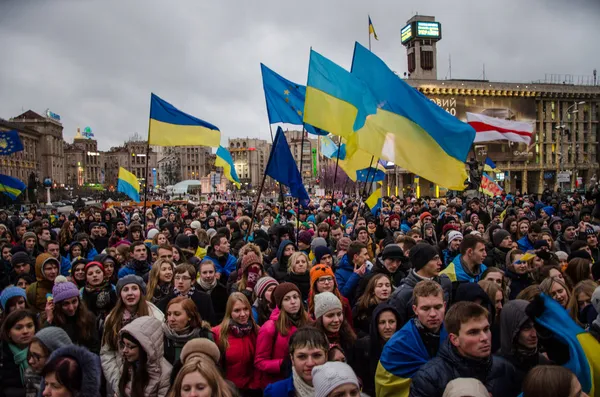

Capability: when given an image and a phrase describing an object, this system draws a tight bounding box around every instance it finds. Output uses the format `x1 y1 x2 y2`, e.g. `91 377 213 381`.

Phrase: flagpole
328 136 342 223
297 127 307 241
142 97 151 230
246 167 268 243
368 15 371 52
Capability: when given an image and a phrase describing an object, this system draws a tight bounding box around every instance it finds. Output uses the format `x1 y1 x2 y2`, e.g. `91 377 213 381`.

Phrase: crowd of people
0 187 599 397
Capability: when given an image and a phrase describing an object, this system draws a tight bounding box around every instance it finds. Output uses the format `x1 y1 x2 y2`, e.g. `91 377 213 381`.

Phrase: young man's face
46 243 60 259
517 320 538 350
413 293 445 332
291 346 327 386
132 245 147 261
466 242 487 265
450 316 491 359
25 238 36 250
331 228 343 241
353 248 369 267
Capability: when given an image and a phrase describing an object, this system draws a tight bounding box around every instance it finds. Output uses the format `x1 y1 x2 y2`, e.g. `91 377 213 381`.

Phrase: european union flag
260 64 328 136
0 174 26 200
0 130 24 155
356 167 386 183
265 127 310 206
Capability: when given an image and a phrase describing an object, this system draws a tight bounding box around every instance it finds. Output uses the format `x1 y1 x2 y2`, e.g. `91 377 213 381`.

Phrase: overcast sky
1 0 599 150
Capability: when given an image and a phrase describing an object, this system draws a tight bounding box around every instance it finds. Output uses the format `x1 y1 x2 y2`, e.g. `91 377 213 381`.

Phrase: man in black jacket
410 301 518 397
355 244 408 301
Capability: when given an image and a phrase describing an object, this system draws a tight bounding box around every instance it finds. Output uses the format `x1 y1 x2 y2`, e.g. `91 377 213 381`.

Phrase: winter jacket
163 325 214 366
196 282 228 324
38 345 102 397
554 235 574 254
60 256 72 277
81 283 117 321
441 247 460 270
335 254 362 300
119 316 172 397
213 325 261 390
517 235 535 252
483 247 510 271
284 272 310 302
499 300 552 390
388 269 452 328
254 308 298 388
267 240 296 283
26 253 57 313
117 259 151 281
264 375 295 397
47 311 101 354
355 255 408 302
409 339 519 397
0 341 24 397
156 288 215 326
440 254 487 300
100 302 164 394
505 270 533 300
204 248 237 280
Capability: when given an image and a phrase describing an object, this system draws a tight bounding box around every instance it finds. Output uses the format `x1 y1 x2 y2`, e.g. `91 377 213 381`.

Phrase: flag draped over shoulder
117 167 140 202
260 64 328 136
215 146 240 188
467 112 534 145
365 187 382 215
0 174 26 199
265 127 310 205
0 130 24 155
149 93 221 147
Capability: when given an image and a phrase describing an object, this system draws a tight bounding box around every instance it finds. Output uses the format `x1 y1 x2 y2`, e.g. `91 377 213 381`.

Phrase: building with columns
0 118 40 184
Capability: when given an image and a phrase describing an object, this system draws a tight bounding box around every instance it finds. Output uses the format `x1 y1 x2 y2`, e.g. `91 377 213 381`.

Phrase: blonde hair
167 358 232 397
567 279 598 326
287 251 310 274
276 300 311 336
146 259 175 302
216 293 259 351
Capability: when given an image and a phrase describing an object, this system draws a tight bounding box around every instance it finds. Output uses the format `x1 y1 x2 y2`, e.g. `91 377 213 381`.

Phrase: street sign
557 172 570 183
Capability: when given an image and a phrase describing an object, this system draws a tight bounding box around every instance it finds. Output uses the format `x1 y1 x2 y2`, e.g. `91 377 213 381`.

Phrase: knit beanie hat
492 229 511 248
0 286 27 310
272 282 301 308
442 378 489 397
254 276 279 299
298 230 312 245
175 234 191 249
409 243 439 271
314 291 342 319
35 327 72 353
336 237 351 252
419 212 432 223
146 228 159 240
11 251 31 268
310 265 336 289
84 261 104 274
312 361 360 397
591 286 600 316
52 276 80 303
116 274 147 296
447 230 463 244
190 221 201 230
180 337 221 365
314 246 332 263
241 252 262 274
382 244 404 260
22 231 37 242
442 223 459 236
311 237 328 252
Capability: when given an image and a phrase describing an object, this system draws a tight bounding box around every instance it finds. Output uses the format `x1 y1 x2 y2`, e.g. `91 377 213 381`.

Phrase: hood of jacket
499 299 530 356
276 239 295 264
120 315 164 365
269 307 281 321
35 253 60 283
454 283 495 321
337 254 353 271
40 345 102 397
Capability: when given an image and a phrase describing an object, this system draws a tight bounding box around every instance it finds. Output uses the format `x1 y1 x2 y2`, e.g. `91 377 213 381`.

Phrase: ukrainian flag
0 174 26 199
368 15 378 40
484 157 500 173
365 186 382 215
304 44 476 191
149 93 221 147
215 146 240 188
117 167 140 202
532 294 600 396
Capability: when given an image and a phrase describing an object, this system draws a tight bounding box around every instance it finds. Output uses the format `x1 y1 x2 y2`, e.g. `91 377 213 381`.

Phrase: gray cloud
0 0 598 150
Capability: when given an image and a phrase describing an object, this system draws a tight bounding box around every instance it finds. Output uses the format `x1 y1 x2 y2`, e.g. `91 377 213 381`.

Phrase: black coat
483 247 510 270
157 288 216 325
197 282 228 324
409 340 519 397
285 272 310 302
0 341 24 397
354 256 409 302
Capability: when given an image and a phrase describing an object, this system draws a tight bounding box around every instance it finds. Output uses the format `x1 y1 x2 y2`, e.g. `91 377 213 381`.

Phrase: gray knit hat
314 291 342 319
35 327 72 353
116 274 147 296
312 361 360 397
22 231 37 242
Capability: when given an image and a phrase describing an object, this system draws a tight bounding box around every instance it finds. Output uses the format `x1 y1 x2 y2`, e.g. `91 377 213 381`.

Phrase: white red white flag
466 112 534 145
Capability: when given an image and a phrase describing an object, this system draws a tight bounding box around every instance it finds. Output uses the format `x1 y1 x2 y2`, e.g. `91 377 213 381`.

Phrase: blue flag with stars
0 130 24 155
261 63 328 136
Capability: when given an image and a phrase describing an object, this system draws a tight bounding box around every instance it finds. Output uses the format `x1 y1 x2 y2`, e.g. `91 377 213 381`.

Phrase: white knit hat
312 361 359 397
314 291 342 319
447 230 463 244
442 378 489 397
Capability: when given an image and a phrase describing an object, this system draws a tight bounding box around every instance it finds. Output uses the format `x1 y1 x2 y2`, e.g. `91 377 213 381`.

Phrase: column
538 171 544 195
522 170 528 194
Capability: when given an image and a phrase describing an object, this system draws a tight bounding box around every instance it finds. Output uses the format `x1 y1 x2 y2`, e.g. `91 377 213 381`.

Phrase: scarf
292 366 315 397
287 312 302 328
9 343 29 383
122 309 139 327
198 278 218 294
152 282 173 303
162 323 202 344
85 279 109 294
229 321 253 338
174 285 196 298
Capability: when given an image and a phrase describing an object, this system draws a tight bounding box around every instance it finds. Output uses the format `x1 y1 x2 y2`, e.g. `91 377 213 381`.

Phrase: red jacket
254 308 298 388
212 325 261 390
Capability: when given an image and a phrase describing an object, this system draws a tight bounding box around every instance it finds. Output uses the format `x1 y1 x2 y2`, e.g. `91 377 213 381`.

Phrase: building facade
228 138 271 188
285 130 320 187
63 128 103 187
0 118 41 184
157 146 213 187
103 140 157 189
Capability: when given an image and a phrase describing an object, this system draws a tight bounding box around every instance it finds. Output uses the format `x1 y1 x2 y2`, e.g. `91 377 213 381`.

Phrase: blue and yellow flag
365 186 382 215
117 167 140 202
484 157 500 173
261 64 328 136
532 294 600 396
0 130 24 155
149 93 221 147
368 15 378 40
215 146 240 188
320 135 346 160
0 174 26 199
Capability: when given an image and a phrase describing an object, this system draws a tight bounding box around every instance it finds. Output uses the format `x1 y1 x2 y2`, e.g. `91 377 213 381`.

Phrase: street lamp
555 101 585 191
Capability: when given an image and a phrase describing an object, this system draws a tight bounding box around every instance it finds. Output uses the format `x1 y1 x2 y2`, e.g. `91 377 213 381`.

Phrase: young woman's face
120 338 140 363
180 371 212 397
172 248 180 262
512 254 528 275
8 296 26 313
28 340 49 372
477 223 485 233
132 230 141 240
377 310 397 341
519 223 529 235
73 264 86 280
374 277 392 301
281 291 301 314
167 302 191 331
42 371 72 397
159 263 174 283
316 276 335 293
283 245 295 257
264 285 276 304
157 234 167 245
121 284 141 308
322 309 343 333
231 300 250 324
2 247 11 261
549 268 564 281
509 221 517 233
17 277 30 290
9 317 35 347
71 246 82 258
484 271 503 288
542 234 553 246
86 266 104 286
104 261 115 278
59 297 79 317
175 272 193 294
577 292 592 312
550 282 569 308
293 256 308 273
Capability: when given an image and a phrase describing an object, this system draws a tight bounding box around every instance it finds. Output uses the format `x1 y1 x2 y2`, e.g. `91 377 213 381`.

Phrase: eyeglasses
318 277 334 284
28 352 46 362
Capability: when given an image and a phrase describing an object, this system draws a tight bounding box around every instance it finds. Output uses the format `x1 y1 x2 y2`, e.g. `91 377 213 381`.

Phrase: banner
481 172 504 197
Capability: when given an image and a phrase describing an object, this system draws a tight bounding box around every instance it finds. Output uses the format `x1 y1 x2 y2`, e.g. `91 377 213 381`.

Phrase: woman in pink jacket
254 282 311 388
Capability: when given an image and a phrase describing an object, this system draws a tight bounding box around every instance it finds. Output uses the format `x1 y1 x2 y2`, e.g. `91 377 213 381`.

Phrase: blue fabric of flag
0 130 24 155
0 174 26 199
265 127 310 206
356 167 385 183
